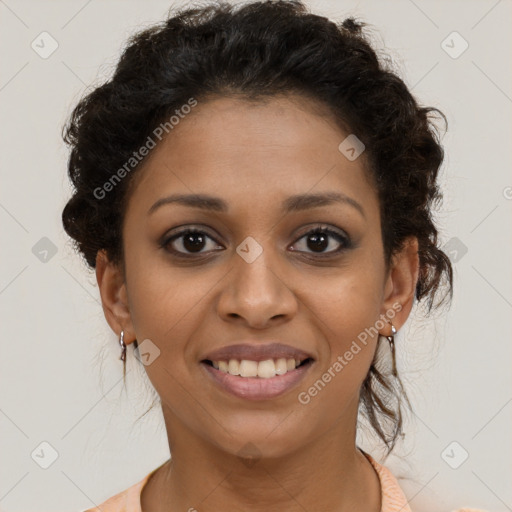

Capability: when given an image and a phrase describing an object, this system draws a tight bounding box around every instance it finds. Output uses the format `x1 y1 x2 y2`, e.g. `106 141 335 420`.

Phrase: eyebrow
147 191 366 219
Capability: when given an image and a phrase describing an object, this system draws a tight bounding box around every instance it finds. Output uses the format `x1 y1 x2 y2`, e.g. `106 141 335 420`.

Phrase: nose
216 245 298 329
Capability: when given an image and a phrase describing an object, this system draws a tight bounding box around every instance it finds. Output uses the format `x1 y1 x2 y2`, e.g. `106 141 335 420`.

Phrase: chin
205 415 309 462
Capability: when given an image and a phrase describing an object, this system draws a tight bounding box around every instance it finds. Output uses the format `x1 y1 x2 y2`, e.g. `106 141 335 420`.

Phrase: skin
96 94 419 511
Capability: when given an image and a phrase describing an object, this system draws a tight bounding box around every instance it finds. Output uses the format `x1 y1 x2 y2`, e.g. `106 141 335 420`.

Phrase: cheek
310 256 383 387
126 249 205 338
326 285 381 350
316 262 383 342
124 257 220 378
296 285 381 427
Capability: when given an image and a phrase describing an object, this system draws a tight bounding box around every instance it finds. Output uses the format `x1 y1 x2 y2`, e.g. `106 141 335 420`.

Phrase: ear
95 250 136 344
379 236 419 336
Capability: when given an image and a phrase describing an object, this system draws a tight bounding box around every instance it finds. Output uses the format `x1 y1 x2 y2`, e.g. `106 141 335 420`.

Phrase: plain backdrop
0 1 511 511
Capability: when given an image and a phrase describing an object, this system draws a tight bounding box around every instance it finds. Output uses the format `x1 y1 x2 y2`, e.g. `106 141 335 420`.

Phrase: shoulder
79 469 155 512
363 451 413 512
80 487 133 512
362 451 490 512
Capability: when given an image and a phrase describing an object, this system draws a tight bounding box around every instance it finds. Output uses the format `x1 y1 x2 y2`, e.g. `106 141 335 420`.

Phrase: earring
119 330 127 362
385 323 398 377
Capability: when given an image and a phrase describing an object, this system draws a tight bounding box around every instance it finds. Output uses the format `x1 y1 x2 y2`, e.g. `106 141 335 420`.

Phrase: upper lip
202 342 314 363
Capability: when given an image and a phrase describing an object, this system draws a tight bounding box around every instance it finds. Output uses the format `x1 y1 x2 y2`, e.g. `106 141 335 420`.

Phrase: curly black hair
62 0 453 456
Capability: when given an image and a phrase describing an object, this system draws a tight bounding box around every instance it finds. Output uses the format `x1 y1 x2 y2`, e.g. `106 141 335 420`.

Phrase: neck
141 407 381 512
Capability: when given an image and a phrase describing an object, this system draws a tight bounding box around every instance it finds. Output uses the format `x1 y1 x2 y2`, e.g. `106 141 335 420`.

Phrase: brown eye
290 226 351 256
160 224 352 260
162 228 223 257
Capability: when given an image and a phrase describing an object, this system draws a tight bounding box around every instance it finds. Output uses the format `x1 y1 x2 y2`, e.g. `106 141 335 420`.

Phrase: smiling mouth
201 357 314 378
200 357 315 400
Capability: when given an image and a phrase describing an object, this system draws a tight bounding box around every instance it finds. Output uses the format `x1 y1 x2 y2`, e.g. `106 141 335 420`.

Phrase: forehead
125 94 378 220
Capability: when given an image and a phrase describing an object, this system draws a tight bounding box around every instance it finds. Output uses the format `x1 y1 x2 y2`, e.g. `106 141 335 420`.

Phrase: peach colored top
81 451 488 512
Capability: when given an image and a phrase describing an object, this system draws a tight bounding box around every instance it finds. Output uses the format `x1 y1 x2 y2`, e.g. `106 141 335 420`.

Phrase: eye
290 225 351 257
160 224 352 260
161 227 223 257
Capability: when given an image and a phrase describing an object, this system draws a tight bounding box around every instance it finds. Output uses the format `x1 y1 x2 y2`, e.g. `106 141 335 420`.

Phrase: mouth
199 343 315 400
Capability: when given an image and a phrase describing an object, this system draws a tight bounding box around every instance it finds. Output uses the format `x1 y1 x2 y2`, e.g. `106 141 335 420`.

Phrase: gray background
0 0 511 511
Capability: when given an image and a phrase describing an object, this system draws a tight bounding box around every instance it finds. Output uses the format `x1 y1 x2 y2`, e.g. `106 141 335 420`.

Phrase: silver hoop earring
119 330 127 362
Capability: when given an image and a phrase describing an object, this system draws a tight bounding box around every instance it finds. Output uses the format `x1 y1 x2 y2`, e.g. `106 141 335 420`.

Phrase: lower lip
201 361 314 401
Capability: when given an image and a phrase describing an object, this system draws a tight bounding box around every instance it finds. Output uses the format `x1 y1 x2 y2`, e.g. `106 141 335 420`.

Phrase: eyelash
160 225 352 260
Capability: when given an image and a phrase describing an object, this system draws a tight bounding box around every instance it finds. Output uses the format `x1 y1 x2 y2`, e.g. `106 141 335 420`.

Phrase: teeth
257 359 276 378
212 357 306 378
239 360 258 377
275 358 288 375
228 359 240 376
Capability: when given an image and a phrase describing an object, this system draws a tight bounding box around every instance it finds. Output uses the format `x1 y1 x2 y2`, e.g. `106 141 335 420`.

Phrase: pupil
184 233 205 252
308 232 328 252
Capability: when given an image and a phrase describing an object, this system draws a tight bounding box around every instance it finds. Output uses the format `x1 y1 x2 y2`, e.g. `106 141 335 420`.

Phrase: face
97 94 418 460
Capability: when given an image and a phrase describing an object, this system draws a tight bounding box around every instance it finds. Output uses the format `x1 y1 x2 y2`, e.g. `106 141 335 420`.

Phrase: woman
62 1 484 510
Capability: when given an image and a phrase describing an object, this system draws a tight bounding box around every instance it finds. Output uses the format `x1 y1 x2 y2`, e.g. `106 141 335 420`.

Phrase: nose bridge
234 233 284 296
217 233 297 326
